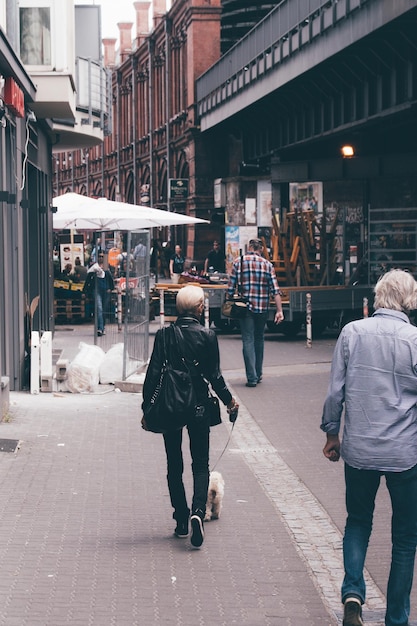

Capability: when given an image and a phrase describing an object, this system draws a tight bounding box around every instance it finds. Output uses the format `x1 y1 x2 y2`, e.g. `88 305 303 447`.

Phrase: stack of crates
54 280 85 323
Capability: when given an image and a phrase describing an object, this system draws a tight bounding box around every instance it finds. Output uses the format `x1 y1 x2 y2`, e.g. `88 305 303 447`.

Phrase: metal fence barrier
92 230 150 380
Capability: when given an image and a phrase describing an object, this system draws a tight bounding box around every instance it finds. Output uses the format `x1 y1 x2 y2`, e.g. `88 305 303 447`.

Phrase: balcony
29 56 112 151
29 70 76 119
16 2 110 150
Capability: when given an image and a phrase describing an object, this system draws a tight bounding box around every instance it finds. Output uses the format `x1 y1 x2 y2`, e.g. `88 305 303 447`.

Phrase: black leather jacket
143 314 233 407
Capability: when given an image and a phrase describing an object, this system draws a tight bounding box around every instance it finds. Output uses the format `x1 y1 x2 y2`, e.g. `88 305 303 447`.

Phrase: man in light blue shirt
321 269 417 626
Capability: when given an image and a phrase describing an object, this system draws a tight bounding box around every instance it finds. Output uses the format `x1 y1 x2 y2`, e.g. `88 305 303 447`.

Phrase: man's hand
274 310 284 324
323 434 340 462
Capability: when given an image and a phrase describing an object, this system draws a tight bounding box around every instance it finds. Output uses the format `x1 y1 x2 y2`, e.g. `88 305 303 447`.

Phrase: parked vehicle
150 281 374 337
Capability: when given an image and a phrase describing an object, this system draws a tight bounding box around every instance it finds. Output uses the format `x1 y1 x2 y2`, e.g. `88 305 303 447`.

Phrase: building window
20 7 51 66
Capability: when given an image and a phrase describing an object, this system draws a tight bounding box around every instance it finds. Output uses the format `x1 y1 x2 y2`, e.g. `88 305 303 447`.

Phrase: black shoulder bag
221 256 248 319
142 326 197 433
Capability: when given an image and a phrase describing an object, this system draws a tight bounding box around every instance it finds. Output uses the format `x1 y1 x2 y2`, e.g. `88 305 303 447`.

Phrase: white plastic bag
99 343 125 385
66 342 106 393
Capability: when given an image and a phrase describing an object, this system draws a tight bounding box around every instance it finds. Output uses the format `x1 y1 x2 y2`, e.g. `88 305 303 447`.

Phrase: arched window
125 172 134 204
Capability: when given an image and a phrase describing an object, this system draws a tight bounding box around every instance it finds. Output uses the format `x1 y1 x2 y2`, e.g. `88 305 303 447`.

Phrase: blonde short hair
176 284 204 315
374 269 417 313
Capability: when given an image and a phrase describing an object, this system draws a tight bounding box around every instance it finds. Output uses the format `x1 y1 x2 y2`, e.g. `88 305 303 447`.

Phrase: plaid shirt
227 252 280 313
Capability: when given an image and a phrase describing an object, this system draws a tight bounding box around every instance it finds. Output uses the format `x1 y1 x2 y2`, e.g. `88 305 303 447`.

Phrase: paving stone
0 326 413 625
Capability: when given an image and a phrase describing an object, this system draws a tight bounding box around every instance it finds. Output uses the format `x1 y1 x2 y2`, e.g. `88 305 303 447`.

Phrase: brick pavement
0 324 415 625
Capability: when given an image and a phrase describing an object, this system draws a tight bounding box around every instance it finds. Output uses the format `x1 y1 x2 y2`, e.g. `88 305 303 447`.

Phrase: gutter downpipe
131 55 137 204
116 69 121 201
148 37 155 208
165 17 173 241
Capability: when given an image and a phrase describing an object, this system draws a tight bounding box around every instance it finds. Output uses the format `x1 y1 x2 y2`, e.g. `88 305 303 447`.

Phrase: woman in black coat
142 285 238 548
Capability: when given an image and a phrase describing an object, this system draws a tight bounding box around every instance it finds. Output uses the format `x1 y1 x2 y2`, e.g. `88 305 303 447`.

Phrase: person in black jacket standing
142 285 238 548
204 240 226 274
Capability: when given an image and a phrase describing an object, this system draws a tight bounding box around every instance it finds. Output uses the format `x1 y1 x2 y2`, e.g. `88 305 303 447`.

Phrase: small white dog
204 471 225 521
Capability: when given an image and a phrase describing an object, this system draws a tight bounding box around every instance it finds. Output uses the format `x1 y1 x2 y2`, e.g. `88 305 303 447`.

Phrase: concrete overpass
197 0 417 165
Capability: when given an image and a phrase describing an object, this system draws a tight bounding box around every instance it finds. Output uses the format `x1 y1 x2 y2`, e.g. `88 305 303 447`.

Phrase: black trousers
163 415 210 522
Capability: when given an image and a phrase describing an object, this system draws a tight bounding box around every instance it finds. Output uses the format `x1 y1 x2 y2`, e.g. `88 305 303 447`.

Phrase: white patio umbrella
52 193 209 230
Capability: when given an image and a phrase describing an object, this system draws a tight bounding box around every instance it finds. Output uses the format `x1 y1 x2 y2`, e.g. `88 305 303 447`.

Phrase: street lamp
341 145 355 158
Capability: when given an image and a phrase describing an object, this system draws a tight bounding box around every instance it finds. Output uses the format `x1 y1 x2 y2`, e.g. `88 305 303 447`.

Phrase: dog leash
210 420 236 471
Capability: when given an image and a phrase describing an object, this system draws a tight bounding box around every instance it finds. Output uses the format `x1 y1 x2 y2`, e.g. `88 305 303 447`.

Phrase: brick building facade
55 0 223 267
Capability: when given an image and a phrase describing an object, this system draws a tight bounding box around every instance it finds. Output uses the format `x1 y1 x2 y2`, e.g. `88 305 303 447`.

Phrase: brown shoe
343 599 364 626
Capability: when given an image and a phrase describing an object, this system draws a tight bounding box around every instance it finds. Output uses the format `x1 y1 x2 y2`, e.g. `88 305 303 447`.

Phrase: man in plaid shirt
227 238 284 387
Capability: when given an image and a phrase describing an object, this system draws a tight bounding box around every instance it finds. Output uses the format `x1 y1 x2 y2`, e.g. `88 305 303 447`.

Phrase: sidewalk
0 324 415 625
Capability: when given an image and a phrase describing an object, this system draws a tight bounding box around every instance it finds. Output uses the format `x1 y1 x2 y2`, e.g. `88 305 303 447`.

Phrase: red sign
4 78 25 118
118 277 139 290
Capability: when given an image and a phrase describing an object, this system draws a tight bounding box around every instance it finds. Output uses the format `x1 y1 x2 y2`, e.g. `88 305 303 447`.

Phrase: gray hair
176 284 204 314
373 269 417 313
249 238 263 251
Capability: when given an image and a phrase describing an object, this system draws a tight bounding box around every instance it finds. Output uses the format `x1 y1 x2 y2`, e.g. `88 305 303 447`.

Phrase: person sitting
73 257 87 283
61 263 73 281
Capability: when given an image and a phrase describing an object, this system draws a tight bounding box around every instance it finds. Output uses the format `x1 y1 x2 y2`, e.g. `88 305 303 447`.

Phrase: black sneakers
174 520 189 538
190 510 204 548
343 599 363 626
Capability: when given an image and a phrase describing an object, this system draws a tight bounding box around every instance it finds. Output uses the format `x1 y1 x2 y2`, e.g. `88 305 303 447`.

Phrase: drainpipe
148 37 154 207
101 143 104 197
116 69 121 201
165 17 173 242
165 16 172 210
85 149 89 196
132 55 137 204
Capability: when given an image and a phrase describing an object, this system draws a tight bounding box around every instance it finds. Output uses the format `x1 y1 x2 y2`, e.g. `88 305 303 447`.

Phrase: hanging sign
4 78 24 118
169 179 189 201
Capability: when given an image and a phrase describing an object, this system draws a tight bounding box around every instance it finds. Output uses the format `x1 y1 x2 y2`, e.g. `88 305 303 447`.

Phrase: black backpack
142 325 197 433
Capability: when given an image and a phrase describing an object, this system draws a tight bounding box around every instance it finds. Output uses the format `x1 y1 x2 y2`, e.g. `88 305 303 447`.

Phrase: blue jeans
342 462 417 626
163 414 210 522
96 290 109 332
239 311 268 384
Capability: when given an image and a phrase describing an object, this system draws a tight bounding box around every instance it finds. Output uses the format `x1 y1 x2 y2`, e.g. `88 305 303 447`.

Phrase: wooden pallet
54 298 85 323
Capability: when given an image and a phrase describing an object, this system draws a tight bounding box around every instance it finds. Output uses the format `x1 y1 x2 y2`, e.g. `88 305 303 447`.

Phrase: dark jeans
163 415 210 522
342 462 417 626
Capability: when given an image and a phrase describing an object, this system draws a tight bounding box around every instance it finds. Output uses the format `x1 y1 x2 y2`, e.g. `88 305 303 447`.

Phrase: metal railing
196 0 368 118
